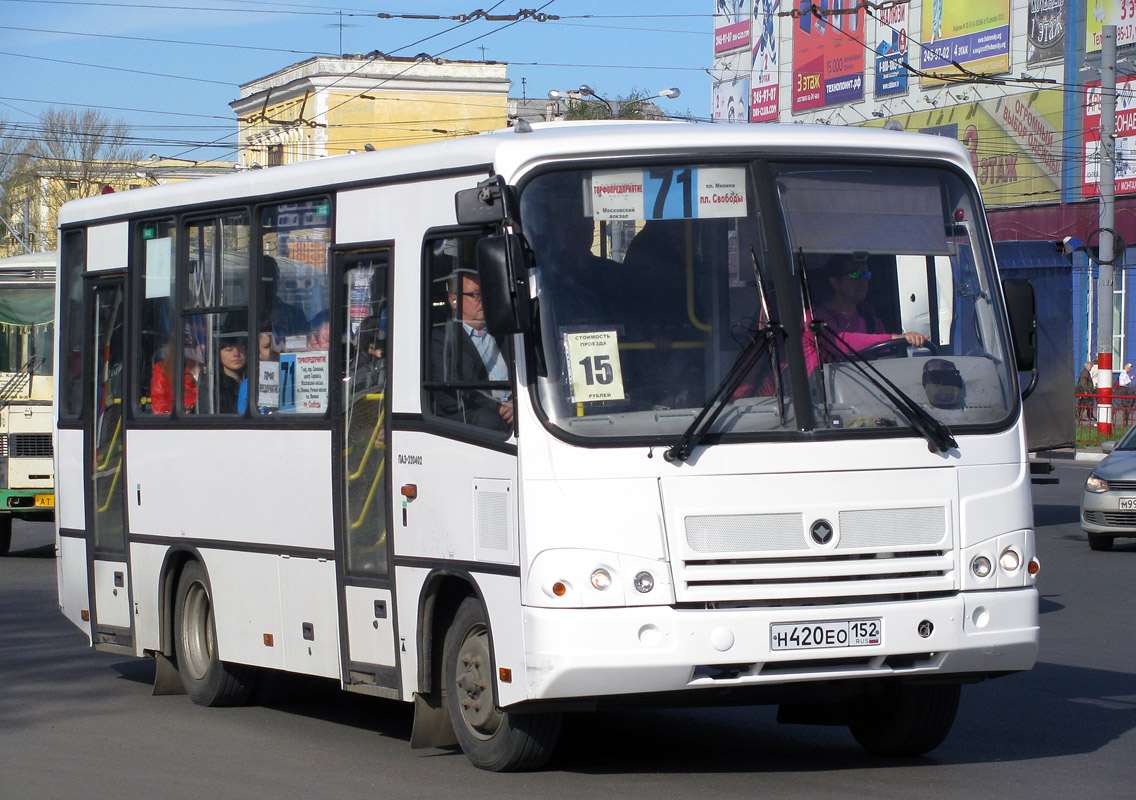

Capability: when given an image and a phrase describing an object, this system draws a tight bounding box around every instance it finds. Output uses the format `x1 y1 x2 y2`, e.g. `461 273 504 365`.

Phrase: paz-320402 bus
56 122 1039 771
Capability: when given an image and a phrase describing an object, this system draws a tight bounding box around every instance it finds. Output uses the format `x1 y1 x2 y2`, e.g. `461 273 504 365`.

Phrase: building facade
230 55 510 167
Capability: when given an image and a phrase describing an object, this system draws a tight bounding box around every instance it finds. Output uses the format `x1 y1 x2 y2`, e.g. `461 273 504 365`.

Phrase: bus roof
0 250 57 274
58 121 977 227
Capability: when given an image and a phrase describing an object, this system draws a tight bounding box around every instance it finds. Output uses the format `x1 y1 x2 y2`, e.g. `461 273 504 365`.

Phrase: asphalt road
2 461 1134 799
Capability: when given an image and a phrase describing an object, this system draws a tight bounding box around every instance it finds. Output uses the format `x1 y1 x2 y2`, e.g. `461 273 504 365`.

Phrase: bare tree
0 113 32 254
0 113 23 192
23 107 143 199
3 108 144 253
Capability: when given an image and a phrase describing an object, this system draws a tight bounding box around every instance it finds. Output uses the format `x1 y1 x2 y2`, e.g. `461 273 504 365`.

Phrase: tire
1087 534 1115 552
0 516 12 556
442 596 561 771
173 561 255 706
848 682 960 757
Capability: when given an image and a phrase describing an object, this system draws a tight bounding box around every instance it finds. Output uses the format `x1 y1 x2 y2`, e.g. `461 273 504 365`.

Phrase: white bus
0 250 55 555
56 122 1040 771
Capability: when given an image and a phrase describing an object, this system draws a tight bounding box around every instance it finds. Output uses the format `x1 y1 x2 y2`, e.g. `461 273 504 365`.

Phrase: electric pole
1098 24 1117 436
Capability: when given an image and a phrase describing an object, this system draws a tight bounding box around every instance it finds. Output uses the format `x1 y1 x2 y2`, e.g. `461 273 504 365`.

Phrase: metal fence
1076 392 1136 445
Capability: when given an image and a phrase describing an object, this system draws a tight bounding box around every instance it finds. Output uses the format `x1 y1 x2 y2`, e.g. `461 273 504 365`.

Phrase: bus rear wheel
848 682 960 757
0 516 11 556
173 561 255 706
442 596 561 771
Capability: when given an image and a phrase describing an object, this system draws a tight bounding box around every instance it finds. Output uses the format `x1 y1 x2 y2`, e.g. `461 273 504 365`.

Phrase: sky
0 0 714 163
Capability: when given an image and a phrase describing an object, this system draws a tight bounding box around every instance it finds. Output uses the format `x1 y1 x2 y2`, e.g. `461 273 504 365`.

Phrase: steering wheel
857 336 940 359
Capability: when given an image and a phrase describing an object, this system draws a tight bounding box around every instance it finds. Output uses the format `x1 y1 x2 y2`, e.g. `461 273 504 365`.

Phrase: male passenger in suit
429 268 513 432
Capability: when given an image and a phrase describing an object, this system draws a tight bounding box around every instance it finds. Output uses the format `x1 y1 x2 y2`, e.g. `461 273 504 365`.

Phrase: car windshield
1115 426 1136 451
519 161 1017 444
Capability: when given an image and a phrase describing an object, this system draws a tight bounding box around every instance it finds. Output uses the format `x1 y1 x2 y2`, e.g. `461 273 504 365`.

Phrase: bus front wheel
442 596 561 771
173 561 255 706
848 682 960 757
0 516 11 556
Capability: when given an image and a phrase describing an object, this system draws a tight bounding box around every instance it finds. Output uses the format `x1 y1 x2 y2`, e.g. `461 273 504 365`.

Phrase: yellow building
230 55 510 167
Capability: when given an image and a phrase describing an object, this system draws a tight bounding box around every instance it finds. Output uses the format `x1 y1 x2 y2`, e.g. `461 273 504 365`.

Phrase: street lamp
546 86 681 119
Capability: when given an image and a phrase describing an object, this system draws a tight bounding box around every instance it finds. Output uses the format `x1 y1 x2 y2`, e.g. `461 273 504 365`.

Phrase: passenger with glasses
805 254 927 372
428 267 514 431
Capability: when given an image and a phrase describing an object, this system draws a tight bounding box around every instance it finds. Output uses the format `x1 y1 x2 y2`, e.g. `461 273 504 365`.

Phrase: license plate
34 494 54 508
1119 497 1136 510
770 618 882 651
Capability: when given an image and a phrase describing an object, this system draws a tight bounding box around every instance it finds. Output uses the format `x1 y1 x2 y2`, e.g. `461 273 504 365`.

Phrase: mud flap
410 692 457 749
151 653 186 696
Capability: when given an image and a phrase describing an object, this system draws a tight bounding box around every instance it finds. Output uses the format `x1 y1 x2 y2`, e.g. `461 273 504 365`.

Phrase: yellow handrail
96 399 123 471
349 457 387 531
347 393 385 481
618 340 704 351
96 454 122 514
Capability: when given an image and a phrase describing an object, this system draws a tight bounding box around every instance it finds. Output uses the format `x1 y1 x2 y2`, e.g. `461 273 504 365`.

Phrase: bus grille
3 433 54 459
678 506 955 604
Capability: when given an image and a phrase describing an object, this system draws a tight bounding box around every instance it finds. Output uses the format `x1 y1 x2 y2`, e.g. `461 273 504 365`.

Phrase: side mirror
455 175 511 225
1103 440 1117 454
1002 278 1037 372
477 234 531 336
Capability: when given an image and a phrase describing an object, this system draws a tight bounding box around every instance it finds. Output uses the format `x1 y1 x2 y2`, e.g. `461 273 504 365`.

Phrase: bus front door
86 276 132 651
335 249 399 693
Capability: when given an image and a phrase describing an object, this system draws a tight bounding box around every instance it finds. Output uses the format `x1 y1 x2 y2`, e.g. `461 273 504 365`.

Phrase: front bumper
1081 492 1136 536
518 588 1038 702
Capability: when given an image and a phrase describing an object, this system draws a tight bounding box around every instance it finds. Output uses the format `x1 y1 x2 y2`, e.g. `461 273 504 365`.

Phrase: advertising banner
713 76 750 122
715 0 752 54
1028 0 1064 64
861 90 1063 207
1086 0 1136 51
919 0 1010 84
1082 78 1136 197
751 0 780 121
874 1 908 97
791 3 865 111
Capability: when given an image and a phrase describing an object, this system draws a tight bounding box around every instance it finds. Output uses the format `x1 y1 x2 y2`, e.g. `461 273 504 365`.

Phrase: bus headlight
633 571 654 593
971 555 993 578
999 549 1021 572
590 569 612 590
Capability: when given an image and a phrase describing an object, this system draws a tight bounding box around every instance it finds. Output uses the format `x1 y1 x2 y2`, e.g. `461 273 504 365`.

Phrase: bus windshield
0 285 55 375
519 161 1017 443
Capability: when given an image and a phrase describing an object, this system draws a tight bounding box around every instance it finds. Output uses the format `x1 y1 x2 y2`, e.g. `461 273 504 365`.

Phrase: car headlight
1086 474 1110 493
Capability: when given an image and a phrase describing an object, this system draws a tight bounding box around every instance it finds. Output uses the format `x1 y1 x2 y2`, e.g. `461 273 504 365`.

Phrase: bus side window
135 220 176 416
181 213 250 417
421 234 513 436
254 199 331 415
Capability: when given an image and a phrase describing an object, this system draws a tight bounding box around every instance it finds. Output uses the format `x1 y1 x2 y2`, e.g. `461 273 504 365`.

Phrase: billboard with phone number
791 3 865 111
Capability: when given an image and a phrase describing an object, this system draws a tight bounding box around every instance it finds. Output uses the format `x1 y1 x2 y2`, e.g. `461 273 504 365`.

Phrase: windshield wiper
664 326 779 463
665 248 783 463
811 322 957 453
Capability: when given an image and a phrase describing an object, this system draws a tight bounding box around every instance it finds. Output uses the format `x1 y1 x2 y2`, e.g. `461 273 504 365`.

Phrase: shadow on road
5 544 55 559
1034 502 1083 527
